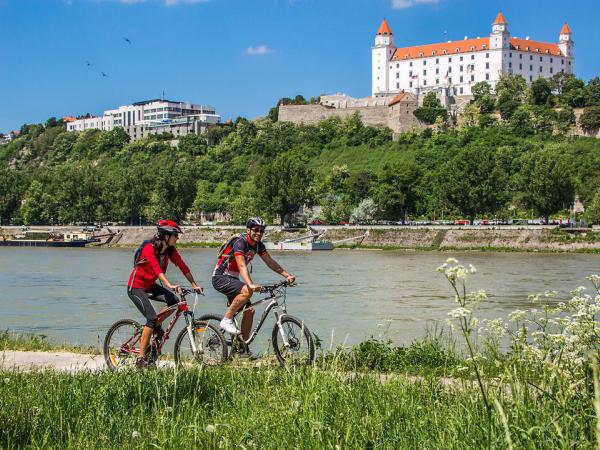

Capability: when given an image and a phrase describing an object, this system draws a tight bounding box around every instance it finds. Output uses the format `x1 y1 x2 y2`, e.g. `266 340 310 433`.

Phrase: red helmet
157 220 183 235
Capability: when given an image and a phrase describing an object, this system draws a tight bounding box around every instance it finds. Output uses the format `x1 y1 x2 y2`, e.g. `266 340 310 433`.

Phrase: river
1 247 599 350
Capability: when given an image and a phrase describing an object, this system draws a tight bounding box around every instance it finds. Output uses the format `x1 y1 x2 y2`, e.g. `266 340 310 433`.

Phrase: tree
255 154 313 225
495 74 527 119
519 150 575 222
584 188 600 225
372 163 420 222
178 133 207 156
579 106 600 131
586 77 600 106
350 198 378 224
438 146 509 220
562 76 587 107
509 105 534 136
529 78 552 106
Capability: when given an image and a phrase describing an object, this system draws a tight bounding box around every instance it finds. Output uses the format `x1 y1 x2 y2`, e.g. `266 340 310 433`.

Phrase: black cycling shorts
127 284 178 328
212 275 249 305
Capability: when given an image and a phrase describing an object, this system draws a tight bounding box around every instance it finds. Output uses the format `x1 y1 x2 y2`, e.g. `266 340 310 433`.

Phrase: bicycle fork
274 312 291 348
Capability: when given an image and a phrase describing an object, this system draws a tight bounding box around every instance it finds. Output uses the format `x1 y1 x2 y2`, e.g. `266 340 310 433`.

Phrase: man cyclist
127 220 204 368
212 217 295 358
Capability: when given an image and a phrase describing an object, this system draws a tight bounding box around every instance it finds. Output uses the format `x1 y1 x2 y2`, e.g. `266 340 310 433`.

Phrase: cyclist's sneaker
136 358 148 369
237 349 260 361
219 318 241 335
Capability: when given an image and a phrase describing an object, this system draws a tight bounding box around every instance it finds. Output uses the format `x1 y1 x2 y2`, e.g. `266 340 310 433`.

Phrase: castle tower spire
558 22 574 58
372 19 396 96
490 12 510 49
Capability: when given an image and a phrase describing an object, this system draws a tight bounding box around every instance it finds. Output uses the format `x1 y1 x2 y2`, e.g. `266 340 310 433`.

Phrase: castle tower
558 22 574 58
490 12 510 49
372 19 395 96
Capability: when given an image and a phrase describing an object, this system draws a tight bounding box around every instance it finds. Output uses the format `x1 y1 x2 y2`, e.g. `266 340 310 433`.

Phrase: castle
372 12 574 97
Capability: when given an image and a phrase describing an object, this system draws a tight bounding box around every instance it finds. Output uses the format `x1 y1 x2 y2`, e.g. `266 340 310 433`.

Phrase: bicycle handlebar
260 280 294 293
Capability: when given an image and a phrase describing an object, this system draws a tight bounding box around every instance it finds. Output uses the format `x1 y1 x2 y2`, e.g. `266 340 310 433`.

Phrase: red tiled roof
388 93 406 106
392 37 490 60
391 36 563 60
493 12 507 25
377 19 392 36
509 38 562 55
560 22 572 34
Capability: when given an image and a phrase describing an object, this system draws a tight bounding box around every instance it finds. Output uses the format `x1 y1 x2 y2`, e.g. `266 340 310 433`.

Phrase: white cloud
245 45 272 56
391 0 440 9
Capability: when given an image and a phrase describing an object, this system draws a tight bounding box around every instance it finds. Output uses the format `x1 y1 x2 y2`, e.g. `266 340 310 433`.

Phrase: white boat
264 228 368 251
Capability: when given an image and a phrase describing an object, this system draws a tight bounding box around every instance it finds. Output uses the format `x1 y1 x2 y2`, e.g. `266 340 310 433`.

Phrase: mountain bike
198 280 315 365
104 287 227 370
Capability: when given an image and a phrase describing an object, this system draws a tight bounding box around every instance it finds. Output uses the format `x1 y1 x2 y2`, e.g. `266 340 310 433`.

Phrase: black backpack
133 239 151 266
217 233 244 259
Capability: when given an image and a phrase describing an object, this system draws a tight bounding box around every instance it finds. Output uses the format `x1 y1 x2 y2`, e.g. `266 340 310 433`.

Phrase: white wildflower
457 366 469 372
449 307 471 319
3 378 9 384
167 406 173 413
205 424 216 433
132 431 140 438
468 264 477 274
508 309 527 322
446 257 459 264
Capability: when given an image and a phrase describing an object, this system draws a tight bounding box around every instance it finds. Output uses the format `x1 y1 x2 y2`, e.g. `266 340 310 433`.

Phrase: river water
1 248 599 350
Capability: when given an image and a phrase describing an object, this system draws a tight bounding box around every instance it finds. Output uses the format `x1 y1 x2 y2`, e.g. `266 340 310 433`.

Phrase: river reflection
1 248 599 349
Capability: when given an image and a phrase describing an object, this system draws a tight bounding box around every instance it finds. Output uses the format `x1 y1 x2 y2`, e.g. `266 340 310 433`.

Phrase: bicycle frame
233 287 290 347
125 291 201 356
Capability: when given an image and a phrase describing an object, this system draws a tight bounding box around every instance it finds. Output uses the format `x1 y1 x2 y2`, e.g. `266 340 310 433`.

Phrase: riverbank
4 225 600 252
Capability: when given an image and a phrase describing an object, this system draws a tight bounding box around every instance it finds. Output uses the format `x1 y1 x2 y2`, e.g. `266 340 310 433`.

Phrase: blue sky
0 0 598 132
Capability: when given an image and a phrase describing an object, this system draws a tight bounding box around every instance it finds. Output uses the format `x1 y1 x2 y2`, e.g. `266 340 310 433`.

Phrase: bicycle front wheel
272 315 315 366
103 319 142 371
174 320 228 367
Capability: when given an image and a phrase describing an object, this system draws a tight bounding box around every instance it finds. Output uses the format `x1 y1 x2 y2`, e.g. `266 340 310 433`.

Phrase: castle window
460 56 463 61
471 74 474 81
460 65 463 72
449 57 452 62
410 61 413 67
530 55 533 60
396 72 399 78
539 66 543 73
530 75 533 81
486 53 489 58
419 52 424 57
546 50 550 54
486 73 489 80
470 46 475 51
423 60 427 65
509 52 512 58
423 79 427 86
460 76 464 83
526 47 530 51
486 62 490 69
448 67 452 73
436 58 439 64
482 45 487 49
530 65 533 70
519 54 523 59
396 82 400 89
471 54 475 60
409 81 413 88
539 56 543 62
449 77 452 83
436 68 439 74
443 50 447 54
409 70 413 76
456 48 460 53
550 58 553 63
436 78 439 85
550 67 553 74
460 87 464 94
561 59 564 64
508 62 512 68
519 63 522 70
396 63 400 68
423 69 427 75
432 51 436 56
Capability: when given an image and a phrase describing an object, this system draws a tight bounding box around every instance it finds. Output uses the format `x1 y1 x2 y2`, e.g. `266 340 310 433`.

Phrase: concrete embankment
3 225 600 252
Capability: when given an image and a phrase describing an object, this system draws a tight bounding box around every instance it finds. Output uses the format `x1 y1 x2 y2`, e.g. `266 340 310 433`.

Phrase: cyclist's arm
259 252 295 282
157 273 181 293
235 254 260 291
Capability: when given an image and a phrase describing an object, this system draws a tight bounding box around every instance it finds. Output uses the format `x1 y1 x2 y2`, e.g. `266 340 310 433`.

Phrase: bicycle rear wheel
103 319 142 371
174 320 228 367
272 315 315 366
196 313 248 357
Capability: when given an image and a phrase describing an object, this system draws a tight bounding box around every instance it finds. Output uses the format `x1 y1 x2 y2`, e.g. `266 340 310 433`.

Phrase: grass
0 365 595 449
0 331 100 354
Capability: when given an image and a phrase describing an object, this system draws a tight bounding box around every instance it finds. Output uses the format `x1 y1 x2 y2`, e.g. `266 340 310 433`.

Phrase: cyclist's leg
212 275 253 320
240 308 255 340
149 284 178 326
128 288 158 359
225 285 252 319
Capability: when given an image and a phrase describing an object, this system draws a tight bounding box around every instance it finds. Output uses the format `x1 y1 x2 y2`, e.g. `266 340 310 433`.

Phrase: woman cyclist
127 220 204 368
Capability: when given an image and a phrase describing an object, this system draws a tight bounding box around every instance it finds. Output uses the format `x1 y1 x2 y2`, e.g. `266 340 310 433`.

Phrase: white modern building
372 12 574 97
66 99 220 135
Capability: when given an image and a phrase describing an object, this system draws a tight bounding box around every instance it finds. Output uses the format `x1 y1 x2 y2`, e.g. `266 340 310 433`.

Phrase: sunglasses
251 227 265 233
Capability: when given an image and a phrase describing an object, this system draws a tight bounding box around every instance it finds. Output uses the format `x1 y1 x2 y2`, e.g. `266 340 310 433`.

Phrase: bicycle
198 280 315 366
104 287 227 370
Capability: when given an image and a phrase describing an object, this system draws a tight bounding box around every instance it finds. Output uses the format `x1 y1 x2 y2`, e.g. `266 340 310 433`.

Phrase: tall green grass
0 366 595 449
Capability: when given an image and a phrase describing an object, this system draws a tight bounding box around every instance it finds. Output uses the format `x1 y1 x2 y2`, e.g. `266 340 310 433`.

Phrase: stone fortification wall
278 104 389 128
573 108 600 138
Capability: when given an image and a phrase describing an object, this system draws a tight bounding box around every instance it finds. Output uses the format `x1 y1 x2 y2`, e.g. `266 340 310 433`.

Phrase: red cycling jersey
127 242 190 290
